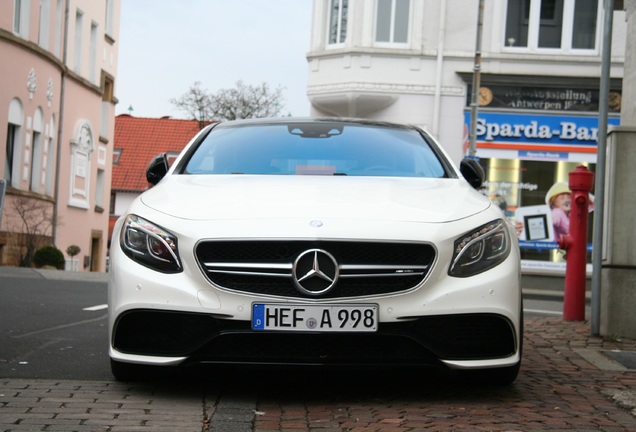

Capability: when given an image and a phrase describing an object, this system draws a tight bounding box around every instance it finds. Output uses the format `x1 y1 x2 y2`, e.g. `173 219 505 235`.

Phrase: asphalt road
0 272 110 380
0 268 566 381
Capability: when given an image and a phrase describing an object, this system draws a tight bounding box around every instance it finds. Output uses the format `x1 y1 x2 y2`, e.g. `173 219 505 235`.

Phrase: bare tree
170 80 284 124
7 196 55 267
169 81 215 128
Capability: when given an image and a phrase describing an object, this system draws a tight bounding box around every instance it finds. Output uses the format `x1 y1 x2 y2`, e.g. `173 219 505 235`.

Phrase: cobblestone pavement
1 317 636 431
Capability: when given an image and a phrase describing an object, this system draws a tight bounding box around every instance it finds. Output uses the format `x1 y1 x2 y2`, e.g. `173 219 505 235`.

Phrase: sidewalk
1 319 635 430
1 267 635 430
0 266 108 283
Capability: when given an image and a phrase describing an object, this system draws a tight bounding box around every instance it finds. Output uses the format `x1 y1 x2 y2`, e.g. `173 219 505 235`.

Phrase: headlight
449 219 511 278
119 215 182 273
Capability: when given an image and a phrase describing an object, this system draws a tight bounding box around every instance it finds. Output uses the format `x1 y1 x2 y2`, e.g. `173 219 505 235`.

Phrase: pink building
0 0 120 271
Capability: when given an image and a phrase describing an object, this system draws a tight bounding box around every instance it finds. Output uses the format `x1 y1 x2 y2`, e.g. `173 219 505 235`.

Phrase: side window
504 0 599 51
375 0 410 45
328 0 348 46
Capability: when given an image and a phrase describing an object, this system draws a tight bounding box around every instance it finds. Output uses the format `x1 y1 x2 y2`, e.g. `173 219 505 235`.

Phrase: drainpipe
432 0 447 137
591 0 614 335
468 0 484 157
52 0 70 245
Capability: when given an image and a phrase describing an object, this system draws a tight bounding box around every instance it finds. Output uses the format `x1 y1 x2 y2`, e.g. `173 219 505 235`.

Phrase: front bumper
111 309 518 369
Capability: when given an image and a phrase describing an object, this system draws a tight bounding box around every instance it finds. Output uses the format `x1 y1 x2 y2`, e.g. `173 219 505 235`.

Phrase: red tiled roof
113 115 209 192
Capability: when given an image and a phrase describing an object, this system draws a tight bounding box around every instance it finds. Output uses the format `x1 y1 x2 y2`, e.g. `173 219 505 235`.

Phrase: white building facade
307 0 627 272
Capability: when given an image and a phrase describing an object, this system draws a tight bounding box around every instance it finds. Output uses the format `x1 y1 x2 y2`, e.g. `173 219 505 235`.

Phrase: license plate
252 304 378 332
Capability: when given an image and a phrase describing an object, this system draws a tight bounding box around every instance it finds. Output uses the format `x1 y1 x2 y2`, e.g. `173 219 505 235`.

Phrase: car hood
138 175 490 223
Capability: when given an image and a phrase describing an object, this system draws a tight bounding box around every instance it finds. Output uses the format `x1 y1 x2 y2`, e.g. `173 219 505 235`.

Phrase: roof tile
113 115 207 192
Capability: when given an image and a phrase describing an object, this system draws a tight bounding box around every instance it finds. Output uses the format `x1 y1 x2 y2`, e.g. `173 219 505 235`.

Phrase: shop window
480 157 595 267
505 0 599 51
375 0 410 44
328 0 348 45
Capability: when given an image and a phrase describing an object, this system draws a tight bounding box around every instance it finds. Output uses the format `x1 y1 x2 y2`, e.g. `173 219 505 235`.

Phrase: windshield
182 122 448 178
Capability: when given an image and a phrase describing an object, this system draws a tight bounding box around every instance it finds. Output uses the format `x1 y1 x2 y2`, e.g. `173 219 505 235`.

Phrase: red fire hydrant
557 165 594 321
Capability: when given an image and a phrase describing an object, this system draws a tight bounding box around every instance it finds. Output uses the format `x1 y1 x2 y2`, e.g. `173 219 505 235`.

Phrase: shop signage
464 112 620 152
474 85 622 113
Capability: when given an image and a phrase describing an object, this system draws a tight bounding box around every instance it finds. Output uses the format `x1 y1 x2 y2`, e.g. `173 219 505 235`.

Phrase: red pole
559 166 594 321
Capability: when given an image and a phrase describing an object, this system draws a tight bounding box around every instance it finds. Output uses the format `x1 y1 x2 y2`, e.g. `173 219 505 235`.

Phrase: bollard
557 165 594 321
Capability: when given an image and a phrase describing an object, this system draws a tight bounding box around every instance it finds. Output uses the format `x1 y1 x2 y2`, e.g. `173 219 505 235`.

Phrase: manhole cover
606 351 636 369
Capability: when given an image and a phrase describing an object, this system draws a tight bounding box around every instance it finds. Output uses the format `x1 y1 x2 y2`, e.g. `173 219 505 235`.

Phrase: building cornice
307 81 465 97
1 29 109 99
0 28 65 71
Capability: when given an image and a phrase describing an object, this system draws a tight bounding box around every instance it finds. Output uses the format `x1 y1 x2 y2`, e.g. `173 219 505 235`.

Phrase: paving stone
1 317 636 430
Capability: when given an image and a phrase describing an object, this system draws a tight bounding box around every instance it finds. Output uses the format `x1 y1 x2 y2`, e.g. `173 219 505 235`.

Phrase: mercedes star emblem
292 249 339 296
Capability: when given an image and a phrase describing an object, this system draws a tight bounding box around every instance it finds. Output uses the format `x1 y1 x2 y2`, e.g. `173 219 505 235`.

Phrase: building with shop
307 0 628 272
0 0 120 271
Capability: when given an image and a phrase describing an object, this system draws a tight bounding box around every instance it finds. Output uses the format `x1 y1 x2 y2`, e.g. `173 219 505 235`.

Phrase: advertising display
464 111 620 273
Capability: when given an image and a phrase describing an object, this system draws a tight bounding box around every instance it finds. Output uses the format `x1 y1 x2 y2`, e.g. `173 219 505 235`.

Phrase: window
505 0 599 51
375 0 410 44
14 0 22 33
38 0 51 49
113 148 122 165
30 108 44 193
105 0 114 37
14 0 30 37
101 74 115 138
95 168 105 210
54 0 63 56
45 116 56 196
6 99 24 188
328 0 347 45
74 10 84 74
89 22 98 83
6 124 18 184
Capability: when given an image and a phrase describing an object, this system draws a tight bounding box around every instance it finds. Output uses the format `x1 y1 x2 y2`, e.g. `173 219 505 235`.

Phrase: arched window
6 98 24 188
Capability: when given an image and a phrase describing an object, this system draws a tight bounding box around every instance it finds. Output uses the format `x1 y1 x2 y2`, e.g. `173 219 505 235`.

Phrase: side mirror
146 153 169 186
460 157 485 189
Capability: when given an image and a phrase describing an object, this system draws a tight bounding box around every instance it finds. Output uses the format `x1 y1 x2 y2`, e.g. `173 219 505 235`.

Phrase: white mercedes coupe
108 118 522 384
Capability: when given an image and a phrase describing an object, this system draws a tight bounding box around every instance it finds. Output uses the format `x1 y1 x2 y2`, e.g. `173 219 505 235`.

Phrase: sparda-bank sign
464 112 620 151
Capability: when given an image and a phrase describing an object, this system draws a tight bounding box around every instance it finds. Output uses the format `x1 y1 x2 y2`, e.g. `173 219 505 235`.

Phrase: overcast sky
115 0 313 119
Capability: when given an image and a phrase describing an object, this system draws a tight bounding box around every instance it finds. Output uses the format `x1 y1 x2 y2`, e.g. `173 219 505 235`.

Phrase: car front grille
194 240 436 299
